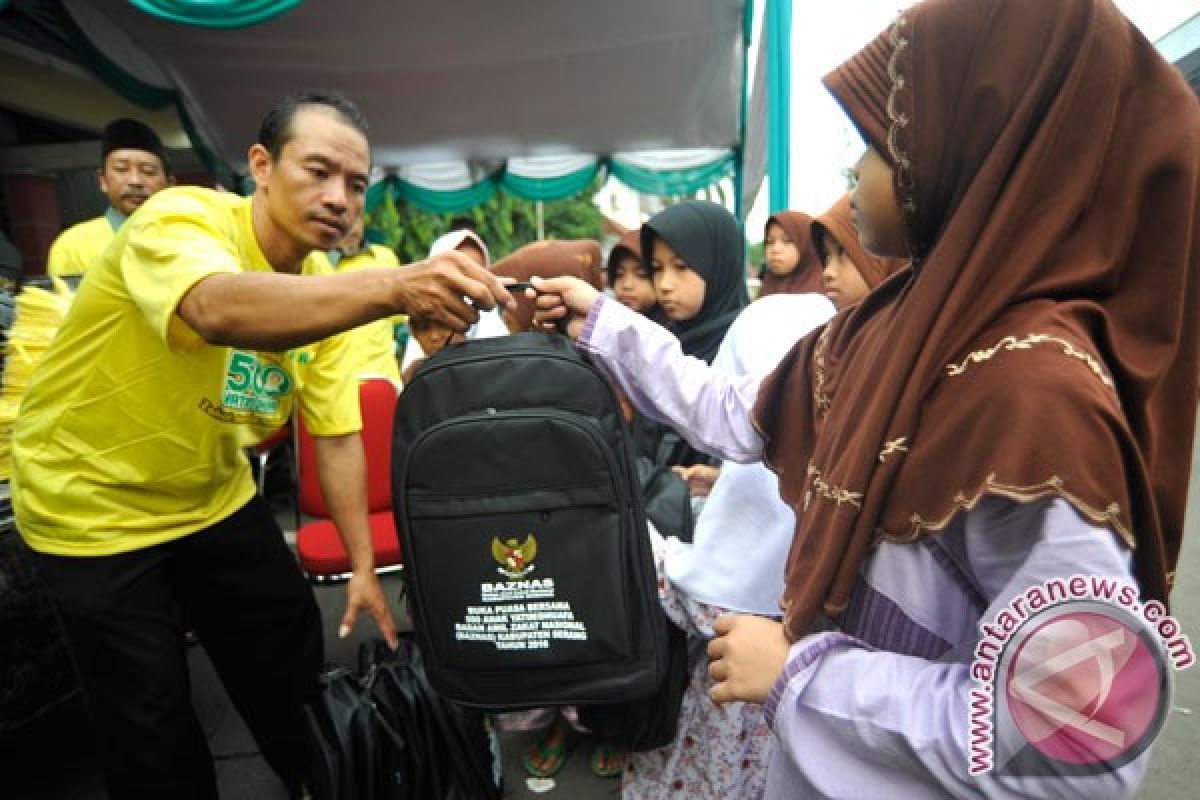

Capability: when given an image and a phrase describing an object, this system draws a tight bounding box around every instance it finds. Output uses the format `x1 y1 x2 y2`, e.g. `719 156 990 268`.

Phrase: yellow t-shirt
13 186 361 557
46 215 116 276
330 244 402 382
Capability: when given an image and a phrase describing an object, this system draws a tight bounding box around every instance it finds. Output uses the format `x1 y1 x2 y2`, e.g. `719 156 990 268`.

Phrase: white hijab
664 293 835 616
428 229 491 266
401 229 505 373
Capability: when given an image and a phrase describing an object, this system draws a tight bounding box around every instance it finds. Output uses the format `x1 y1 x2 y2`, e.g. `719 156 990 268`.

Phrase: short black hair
257 90 369 159
449 216 478 234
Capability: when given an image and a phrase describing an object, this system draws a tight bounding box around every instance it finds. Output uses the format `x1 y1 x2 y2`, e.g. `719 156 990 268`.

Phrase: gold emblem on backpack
492 534 537 580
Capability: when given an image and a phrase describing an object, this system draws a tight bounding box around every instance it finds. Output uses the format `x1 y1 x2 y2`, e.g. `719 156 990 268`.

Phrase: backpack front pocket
401 411 635 679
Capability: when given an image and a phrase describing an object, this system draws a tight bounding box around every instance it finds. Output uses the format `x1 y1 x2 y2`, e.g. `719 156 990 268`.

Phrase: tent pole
767 0 792 212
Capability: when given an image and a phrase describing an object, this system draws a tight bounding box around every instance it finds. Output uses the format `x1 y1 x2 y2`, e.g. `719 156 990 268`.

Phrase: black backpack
393 332 668 709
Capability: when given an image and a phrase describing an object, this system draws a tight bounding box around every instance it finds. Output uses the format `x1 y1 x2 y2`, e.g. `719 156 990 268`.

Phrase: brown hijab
811 193 907 290
754 0 1200 642
759 211 824 296
492 239 604 332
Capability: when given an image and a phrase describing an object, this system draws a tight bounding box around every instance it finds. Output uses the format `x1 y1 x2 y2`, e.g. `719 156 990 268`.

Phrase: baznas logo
492 534 537 580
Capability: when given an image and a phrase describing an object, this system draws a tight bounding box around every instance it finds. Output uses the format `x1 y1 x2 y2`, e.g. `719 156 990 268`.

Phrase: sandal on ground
589 741 627 779
523 721 573 778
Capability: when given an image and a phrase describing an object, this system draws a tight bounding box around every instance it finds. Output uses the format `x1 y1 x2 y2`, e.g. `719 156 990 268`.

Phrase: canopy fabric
128 0 301 29
54 0 240 186
362 150 737 215
741 3 768 217
367 173 499 216
502 155 601 203
53 0 776 212
68 0 747 167
610 149 736 197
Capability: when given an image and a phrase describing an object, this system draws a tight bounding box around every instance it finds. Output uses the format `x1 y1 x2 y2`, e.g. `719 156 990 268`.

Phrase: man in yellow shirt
326 215 402 381
46 118 174 277
14 91 513 799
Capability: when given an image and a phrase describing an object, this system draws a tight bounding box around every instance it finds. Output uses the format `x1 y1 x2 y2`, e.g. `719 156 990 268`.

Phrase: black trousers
28 496 323 800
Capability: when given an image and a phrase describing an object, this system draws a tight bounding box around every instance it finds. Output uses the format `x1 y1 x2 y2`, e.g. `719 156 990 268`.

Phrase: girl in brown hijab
812 192 908 309
759 210 824 297
606 229 661 319
532 0 1198 794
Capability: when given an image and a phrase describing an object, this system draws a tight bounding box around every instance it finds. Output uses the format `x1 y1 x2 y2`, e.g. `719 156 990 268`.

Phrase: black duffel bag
302 667 407 800
303 638 502 800
360 638 501 800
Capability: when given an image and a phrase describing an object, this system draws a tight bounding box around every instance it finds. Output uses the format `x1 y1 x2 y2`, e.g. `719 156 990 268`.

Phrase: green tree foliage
366 183 606 263
747 240 765 274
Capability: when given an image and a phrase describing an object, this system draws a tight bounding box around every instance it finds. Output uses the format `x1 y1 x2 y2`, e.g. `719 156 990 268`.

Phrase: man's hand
672 464 721 498
707 614 790 705
531 275 601 340
395 249 515 333
312 433 398 649
340 571 399 650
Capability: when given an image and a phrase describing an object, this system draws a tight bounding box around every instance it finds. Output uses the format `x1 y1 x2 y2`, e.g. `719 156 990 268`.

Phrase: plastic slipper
523 730 573 778
589 741 627 779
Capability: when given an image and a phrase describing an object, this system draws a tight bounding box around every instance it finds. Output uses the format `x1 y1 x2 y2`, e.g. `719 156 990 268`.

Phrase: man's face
98 148 170 215
253 107 370 253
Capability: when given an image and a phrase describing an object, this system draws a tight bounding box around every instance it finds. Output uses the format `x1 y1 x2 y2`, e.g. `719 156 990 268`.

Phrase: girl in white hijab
399 229 509 381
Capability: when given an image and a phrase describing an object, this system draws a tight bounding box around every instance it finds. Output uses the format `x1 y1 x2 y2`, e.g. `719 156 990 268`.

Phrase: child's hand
531 276 600 340
672 464 721 498
707 614 790 705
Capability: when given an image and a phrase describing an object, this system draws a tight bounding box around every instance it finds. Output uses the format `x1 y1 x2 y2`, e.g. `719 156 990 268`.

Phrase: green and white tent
55 0 796 216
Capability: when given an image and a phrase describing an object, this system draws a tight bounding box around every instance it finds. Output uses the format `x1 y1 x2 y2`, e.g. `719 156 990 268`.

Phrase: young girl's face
612 255 657 313
820 234 869 310
411 320 466 356
851 146 908 259
763 221 800 277
650 238 706 323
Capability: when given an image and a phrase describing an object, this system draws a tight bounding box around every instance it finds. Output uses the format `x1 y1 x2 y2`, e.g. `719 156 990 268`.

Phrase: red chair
295 378 403 583
247 423 292 496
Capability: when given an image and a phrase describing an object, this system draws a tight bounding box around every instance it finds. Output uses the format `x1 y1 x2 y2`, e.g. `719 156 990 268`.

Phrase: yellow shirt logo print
221 350 293 415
